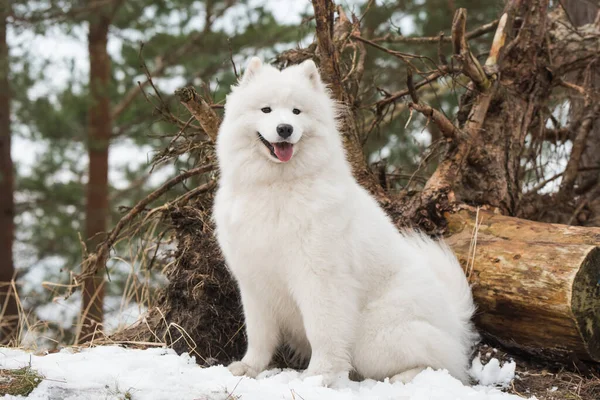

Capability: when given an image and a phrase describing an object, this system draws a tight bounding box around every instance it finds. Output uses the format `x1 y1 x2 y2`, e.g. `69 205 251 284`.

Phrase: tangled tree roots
113 194 246 366
160 195 246 365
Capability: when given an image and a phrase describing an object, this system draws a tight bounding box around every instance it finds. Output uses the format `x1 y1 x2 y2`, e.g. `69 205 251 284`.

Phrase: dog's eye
292 108 301 115
261 107 272 113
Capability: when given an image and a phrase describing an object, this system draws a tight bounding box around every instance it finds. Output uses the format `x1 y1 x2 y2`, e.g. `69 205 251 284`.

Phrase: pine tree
79 0 117 342
0 1 18 344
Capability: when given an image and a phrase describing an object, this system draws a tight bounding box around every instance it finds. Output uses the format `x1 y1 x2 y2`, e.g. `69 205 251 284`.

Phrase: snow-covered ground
0 346 531 400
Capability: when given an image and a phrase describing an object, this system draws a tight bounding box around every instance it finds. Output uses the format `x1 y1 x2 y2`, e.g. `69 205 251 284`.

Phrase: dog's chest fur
214 176 351 278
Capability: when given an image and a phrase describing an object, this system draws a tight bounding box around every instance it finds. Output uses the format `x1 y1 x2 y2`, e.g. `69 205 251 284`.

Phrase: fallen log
446 208 600 362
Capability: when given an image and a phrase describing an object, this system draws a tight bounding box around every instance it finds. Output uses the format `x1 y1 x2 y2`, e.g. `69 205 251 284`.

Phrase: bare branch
408 102 460 139
311 0 384 195
372 65 455 109
113 34 210 120
485 13 508 67
549 7 600 76
558 79 589 96
175 87 221 143
542 127 572 143
406 68 419 104
452 8 491 92
311 0 344 101
350 34 431 66
75 164 215 285
558 102 600 197
371 19 499 44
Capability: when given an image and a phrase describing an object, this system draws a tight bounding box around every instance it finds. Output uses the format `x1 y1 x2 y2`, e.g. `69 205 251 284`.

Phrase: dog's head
217 57 344 182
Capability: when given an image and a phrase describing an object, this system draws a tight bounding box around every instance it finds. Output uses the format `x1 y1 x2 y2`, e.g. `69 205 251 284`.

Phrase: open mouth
257 132 294 162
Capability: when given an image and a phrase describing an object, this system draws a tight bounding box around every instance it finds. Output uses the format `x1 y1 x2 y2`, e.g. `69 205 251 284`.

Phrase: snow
470 355 517 388
0 346 534 400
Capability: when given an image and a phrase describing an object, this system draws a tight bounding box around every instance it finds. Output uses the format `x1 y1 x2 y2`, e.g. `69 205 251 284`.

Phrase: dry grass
0 366 44 396
475 343 600 400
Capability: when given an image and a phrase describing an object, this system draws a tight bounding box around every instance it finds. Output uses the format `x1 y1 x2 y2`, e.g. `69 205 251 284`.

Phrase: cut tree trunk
0 3 18 344
446 208 600 362
80 3 112 343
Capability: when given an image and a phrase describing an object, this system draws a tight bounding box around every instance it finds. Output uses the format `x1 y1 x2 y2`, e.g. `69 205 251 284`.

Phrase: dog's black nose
277 124 293 139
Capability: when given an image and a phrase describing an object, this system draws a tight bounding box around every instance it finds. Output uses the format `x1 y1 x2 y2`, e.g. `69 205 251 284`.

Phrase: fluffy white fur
213 57 478 385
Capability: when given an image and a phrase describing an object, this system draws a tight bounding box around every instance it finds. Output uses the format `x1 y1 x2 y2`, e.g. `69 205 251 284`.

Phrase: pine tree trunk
80 3 112 343
0 3 18 344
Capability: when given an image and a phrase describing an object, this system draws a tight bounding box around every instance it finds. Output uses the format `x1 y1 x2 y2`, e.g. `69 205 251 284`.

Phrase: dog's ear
239 57 262 86
299 59 324 91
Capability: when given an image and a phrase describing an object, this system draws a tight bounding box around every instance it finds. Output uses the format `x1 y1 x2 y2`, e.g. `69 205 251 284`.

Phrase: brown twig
175 87 222 142
372 66 455 108
529 166 600 194
75 164 215 284
485 13 509 67
371 19 499 44
350 34 438 69
406 68 420 104
311 0 344 101
452 8 491 92
558 102 600 197
228 39 239 80
408 102 460 139
558 79 589 96
438 32 448 66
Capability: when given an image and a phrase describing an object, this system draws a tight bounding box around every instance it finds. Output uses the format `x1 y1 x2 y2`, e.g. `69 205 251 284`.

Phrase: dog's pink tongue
273 142 294 162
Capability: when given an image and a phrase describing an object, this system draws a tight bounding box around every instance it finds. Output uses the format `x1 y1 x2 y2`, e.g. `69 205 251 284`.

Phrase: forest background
1 0 598 353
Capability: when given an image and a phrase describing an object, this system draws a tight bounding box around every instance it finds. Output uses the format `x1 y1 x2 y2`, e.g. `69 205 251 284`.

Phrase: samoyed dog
213 57 478 385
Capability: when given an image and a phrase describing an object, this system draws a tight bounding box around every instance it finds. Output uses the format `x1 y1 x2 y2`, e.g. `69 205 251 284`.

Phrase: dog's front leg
295 271 357 386
228 283 279 378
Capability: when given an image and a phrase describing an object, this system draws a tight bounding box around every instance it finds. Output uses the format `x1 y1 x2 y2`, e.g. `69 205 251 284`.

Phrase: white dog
213 57 478 385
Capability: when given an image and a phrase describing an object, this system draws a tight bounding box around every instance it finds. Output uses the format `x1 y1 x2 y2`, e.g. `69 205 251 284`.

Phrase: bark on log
446 208 600 362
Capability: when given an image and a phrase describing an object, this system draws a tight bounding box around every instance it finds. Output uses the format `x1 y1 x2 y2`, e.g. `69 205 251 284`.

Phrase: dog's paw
390 367 425 384
227 361 260 378
301 368 348 387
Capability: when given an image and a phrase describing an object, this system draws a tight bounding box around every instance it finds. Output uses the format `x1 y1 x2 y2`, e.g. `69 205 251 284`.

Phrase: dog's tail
406 232 480 348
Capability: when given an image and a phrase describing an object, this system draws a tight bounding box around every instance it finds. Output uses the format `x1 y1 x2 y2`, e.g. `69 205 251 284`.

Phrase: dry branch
76 164 215 286
372 19 499 44
549 7 600 76
406 6 510 223
451 9 491 92
350 34 434 65
373 65 455 108
559 102 600 198
407 102 460 139
485 13 509 67
175 87 221 143
311 0 383 195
